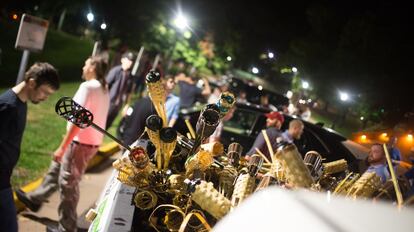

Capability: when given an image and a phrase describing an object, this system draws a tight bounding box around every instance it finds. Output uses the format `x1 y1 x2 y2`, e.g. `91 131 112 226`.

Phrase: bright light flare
339 92 349 102
87 12 94 22
286 90 293 99
302 81 309 89
360 134 367 141
173 14 189 30
252 67 259 74
268 52 274 59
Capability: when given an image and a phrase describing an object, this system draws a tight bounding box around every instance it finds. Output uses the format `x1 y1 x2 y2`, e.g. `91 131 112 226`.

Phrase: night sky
2 0 413 121
182 0 413 117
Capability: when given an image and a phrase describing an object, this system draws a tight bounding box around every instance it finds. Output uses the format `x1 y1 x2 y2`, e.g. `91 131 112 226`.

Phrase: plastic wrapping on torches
185 179 231 220
274 142 314 189
112 145 154 188
231 155 263 208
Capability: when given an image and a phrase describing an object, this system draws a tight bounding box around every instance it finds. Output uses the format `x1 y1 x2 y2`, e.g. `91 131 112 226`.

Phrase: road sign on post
15 14 49 84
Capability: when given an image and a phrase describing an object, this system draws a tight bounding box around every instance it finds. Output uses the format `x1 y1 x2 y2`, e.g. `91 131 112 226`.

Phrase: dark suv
174 102 368 173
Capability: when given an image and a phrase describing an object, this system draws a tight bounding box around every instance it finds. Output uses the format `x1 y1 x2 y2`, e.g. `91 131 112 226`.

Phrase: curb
14 141 120 212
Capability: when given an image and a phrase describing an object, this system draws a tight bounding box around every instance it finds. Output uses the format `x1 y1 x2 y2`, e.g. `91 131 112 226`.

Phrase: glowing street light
87 12 94 22
339 92 349 102
292 67 298 73
302 81 309 89
173 13 189 30
268 52 274 59
100 23 107 30
258 85 263 90
252 67 259 74
226 56 232 62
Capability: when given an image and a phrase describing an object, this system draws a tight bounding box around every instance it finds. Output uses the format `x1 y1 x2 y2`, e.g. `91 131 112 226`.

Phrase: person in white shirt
16 56 110 232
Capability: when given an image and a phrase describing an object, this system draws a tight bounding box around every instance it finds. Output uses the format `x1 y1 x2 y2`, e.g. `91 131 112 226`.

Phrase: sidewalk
17 152 121 231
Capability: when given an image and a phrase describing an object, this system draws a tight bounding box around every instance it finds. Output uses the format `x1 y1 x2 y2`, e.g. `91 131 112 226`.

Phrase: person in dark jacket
105 51 136 129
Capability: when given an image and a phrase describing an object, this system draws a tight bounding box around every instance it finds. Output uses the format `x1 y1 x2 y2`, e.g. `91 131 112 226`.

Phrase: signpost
15 14 49 84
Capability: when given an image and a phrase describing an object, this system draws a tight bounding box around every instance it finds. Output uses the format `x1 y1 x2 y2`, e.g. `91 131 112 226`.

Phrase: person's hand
53 147 65 163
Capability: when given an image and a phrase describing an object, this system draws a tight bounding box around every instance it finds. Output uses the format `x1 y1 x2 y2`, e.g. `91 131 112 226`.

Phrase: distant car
174 102 368 173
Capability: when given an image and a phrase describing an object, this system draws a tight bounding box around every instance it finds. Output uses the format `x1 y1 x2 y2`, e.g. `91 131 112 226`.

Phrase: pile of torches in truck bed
85 71 403 231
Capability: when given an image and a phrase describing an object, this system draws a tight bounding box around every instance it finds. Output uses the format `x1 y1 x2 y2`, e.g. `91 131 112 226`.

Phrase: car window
295 128 329 156
223 108 258 136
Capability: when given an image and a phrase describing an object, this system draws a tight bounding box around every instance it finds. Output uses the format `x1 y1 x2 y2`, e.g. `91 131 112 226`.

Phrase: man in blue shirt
365 143 391 183
387 135 402 165
165 75 180 127
246 111 285 160
0 63 60 232
280 119 304 144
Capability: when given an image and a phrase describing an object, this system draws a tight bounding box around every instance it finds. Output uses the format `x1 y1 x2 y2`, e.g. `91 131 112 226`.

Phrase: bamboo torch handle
261 130 274 164
383 144 403 207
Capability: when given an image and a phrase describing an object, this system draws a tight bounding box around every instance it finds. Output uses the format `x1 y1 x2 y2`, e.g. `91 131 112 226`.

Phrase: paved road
17 153 120 231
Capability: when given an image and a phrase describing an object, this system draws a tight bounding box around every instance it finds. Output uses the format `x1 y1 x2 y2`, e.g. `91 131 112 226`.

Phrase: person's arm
53 124 80 162
168 98 180 127
201 78 211 96
245 133 266 157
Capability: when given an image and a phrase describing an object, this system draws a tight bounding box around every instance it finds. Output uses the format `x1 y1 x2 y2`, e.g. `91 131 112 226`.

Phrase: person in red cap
245 111 284 160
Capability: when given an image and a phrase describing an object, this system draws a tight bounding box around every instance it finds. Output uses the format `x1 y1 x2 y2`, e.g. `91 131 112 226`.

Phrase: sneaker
15 189 42 212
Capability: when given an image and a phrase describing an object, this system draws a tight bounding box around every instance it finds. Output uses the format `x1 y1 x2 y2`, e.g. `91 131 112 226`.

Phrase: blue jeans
0 187 18 232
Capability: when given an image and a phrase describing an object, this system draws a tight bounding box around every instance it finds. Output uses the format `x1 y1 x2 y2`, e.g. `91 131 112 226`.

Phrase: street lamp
252 67 259 74
292 67 298 73
226 56 232 62
87 12 94 22
100 23 107 30
339 92 349 102
268 52 274 59
173 13 189 30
